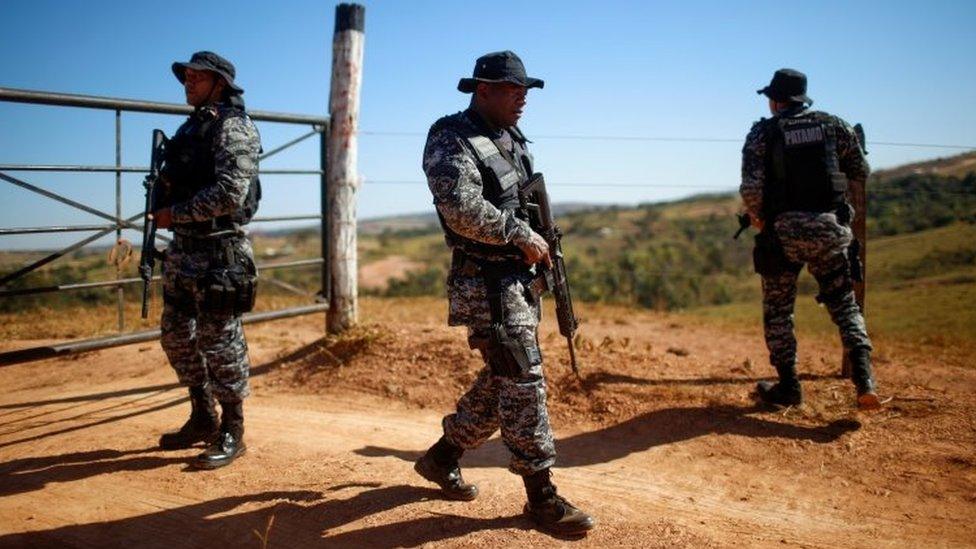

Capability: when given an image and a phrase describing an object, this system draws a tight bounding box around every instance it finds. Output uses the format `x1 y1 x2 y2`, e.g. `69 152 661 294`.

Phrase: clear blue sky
1 0 974 250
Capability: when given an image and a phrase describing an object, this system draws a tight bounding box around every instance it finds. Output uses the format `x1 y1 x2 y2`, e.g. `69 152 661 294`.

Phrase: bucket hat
458 51 544 93
172 51 243 94
757 68 811 105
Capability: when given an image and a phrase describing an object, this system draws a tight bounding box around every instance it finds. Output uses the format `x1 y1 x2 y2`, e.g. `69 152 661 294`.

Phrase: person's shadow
0 484 530 548
0 446 200 498
355 404 861 469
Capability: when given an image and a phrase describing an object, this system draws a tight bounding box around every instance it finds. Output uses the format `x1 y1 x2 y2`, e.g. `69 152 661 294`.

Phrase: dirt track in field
0 297 974 548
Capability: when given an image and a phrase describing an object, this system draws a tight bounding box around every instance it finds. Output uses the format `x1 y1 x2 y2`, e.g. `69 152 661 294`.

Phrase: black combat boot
414 436 478 501
159 385 219 449
523 468 595 537
756 362 803 406
849 347 881 410
193 400 246 469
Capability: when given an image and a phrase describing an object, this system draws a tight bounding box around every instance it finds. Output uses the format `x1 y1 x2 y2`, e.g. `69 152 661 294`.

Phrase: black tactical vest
762 110 848 220
435 112 534 260
162 101 261 232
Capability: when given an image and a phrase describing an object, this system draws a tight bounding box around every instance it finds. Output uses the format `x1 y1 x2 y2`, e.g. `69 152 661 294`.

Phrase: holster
753 232 801 277
197 240 258 315
466 265 541 378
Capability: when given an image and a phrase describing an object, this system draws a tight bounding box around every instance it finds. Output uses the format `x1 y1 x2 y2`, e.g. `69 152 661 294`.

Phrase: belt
173 234 241 255
453 249 527 278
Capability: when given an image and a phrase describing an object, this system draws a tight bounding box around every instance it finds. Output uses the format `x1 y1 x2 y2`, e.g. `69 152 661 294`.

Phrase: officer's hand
751 216 765 232
153 207 172 229
518 231 552 268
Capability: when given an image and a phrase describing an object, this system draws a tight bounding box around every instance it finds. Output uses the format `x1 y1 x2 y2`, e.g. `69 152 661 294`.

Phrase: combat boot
849 347 881 410
193 400 246 469
414 436 478 501
755 362 803 407
159 385 219 449
523 468 595 537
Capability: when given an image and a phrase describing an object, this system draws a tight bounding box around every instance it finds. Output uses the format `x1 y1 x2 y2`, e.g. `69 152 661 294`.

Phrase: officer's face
183 68 224 107
478 82 528 128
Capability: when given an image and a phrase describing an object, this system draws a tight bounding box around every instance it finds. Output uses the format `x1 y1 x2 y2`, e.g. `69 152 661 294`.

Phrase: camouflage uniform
740 109 872 371
424 109 555 476
159 100 261 403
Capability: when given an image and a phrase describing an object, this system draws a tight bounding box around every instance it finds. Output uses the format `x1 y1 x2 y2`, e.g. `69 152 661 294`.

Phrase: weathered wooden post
326 3 365 333
841 171 868 377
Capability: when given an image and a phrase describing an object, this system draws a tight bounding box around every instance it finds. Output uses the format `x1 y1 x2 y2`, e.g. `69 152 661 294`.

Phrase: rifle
139 129 167 319
850 123 867 282
518 173 581 378
854 123 868 156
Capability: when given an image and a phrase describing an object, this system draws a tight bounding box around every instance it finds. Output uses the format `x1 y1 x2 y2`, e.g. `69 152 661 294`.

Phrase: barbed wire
358 130 976 151
361 179 974 194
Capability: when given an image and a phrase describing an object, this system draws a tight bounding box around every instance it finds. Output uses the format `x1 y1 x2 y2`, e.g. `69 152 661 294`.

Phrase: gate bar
0 87 328 126
0 303 330 367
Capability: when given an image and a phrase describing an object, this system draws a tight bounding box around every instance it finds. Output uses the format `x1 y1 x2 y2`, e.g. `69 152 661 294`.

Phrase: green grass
689 282 976 341
687 223 976 345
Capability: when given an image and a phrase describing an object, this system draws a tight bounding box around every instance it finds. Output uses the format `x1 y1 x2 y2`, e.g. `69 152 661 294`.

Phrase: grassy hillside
1 152 973 344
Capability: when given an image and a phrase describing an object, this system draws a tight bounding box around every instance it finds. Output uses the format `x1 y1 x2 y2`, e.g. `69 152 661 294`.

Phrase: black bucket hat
172 51 243 94
458 50 544 93
757 68 812 106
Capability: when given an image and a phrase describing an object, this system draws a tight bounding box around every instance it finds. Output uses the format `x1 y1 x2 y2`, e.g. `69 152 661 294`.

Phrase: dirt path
0 298 973 547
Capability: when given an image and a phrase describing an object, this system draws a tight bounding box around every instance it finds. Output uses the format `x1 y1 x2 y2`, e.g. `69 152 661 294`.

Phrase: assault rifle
139 129 167 319
854 123 868 156
518 173 581 378
850 123 867 282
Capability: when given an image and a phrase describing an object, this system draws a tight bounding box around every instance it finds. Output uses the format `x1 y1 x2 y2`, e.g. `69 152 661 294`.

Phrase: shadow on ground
0 484 531 548
356 403 861 469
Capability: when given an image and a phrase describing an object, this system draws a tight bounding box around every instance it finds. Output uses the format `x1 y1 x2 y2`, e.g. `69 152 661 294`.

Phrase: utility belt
171 232 257 315
453 248 527 278
172 232 242 256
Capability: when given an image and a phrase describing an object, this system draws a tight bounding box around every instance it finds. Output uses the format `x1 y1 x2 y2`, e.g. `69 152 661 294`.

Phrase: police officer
153 51 262 468
414 51 595 537
740 68 880 410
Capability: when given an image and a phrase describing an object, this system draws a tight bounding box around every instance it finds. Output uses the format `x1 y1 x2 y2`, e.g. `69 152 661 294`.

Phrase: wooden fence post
841 175 867 377
327 3 365 333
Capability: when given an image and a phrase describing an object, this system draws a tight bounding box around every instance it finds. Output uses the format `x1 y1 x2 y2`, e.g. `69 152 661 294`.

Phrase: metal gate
0 86 331 366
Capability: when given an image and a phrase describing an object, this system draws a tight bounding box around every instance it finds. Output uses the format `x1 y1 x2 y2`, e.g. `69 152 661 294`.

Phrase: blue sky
1 0 974 250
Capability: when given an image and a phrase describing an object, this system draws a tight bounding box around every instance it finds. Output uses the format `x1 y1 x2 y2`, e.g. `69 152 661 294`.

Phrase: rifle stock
519 173 581 377
139 129 167 319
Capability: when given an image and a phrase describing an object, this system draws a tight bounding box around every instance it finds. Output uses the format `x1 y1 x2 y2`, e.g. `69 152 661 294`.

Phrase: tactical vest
762 111 848 220
162 102 261 233
435 113 534 260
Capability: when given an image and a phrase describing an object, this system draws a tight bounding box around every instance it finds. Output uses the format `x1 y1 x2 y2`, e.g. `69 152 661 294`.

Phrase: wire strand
358 130 976 150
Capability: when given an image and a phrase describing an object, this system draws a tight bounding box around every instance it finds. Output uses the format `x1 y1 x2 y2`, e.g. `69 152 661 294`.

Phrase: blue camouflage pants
160 239 252 402
762 212 872 369
442 270 556 476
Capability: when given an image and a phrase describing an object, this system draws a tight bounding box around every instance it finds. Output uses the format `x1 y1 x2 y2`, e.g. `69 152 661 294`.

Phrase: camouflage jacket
739 108 870 222
423 109 535 252
169 100 261 236
423 109 540 327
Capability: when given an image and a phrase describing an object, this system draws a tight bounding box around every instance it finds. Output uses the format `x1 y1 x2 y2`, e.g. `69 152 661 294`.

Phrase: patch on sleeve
236 155 255 171
428 175 458 197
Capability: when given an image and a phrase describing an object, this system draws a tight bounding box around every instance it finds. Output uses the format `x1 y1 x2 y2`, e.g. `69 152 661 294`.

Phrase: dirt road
1 298 973 547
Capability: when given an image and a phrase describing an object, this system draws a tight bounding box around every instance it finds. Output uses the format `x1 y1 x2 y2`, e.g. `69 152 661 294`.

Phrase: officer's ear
214 76 228 98
475 82 495 101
